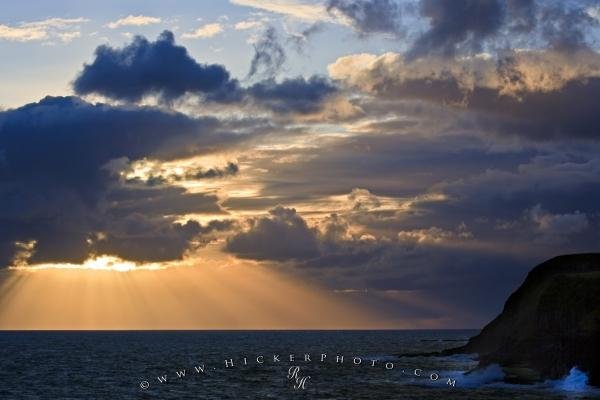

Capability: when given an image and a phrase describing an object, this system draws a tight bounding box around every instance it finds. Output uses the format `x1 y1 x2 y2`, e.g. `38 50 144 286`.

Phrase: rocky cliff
449 253 600 386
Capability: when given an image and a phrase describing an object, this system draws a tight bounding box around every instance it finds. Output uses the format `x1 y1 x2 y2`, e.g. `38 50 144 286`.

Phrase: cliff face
453 254 600 386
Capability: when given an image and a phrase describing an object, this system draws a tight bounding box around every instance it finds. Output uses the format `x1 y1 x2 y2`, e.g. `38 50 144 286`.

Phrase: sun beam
0 249 392 330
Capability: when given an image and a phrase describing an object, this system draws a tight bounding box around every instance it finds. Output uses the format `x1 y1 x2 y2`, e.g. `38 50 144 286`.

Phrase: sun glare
9 255 167 272
0 253 394 330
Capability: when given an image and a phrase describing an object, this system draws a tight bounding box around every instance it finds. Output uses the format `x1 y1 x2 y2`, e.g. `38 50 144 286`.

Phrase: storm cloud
0 96 224 187
0 96 242 266
248 76 338 114
407 0 504 59
73 31 241 102
406 0 597 59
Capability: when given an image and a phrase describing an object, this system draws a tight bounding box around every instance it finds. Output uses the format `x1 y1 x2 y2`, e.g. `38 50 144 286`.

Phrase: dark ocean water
0 330 598 399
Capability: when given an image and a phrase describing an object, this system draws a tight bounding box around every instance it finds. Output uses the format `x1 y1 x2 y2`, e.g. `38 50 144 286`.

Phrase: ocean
0 330 598 399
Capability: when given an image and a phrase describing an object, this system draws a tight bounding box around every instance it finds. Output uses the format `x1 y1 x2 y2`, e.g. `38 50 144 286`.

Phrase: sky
1 0 600 329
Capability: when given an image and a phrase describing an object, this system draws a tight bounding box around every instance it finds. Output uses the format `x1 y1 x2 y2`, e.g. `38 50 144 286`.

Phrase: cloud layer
2 1 600 327
329 49 600 139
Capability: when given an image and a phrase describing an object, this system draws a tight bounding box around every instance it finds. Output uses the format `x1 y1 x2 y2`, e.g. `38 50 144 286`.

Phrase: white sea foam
439 364 599 395
549 367 591 393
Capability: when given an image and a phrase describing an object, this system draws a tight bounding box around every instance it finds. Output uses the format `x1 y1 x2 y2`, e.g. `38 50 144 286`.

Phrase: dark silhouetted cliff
449 253 600 385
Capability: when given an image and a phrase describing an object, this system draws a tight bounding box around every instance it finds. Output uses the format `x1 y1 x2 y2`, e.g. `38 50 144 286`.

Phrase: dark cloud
248 76 338 114
92 217 235 263
471 77 600 140
187 161 239 179
371 73 600 140
0 96 224 189
225 118 600 257
0 96 246 267
72 31 336 115
222 203 533 325
306 240 530 322
247 27 286 80
135 162 239 186
425 152 600 246
103 185 223 218
228 132 535 209
0 183 224 267
332 50 600 140
407 0 503 59
220 144 600 323
404 0 598 59
327 0 403 36
225 206 320 261
73 31 242 102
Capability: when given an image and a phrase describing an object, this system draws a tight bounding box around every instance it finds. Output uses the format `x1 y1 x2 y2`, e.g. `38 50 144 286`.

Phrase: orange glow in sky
0 257 392 330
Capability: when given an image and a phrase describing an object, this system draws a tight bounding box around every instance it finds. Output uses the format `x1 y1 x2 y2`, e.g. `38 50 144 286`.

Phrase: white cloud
397 225 473 245
107 15 161 29
182 23 224 39
21 17 88 29
0 24 47 41
230 0 335 23
57 31 81 43
587 6 600 21
234 19 264 30
0 17 87 42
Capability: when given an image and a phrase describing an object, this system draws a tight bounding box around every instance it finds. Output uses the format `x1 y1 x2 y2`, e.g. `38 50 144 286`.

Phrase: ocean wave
434 364 600 396
546 366 600 397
